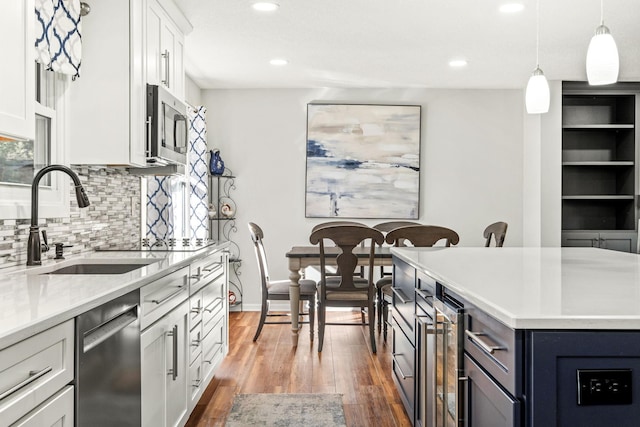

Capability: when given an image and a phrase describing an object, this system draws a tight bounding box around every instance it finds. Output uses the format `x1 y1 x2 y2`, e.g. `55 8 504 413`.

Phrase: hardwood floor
185 310 413 427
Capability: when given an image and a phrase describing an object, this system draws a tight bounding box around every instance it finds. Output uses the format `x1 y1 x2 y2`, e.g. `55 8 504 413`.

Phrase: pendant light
586 0 619 85
525 0 550 114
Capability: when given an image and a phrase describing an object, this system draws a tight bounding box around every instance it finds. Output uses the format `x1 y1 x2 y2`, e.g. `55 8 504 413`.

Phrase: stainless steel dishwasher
75 290 141 426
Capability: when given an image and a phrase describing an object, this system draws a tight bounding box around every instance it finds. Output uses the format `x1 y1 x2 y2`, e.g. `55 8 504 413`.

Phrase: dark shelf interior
561 90 637 237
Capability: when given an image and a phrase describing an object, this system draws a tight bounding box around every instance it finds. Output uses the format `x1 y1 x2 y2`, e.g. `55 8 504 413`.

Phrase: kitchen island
390 246 640 427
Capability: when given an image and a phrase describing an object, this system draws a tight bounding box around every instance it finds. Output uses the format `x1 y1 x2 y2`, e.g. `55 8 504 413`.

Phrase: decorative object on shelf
209 149 225 175
586 0 619 86
208 203 217 219
228 291 237 305
306 103 421 219
221 202 234 218
525 0 550 114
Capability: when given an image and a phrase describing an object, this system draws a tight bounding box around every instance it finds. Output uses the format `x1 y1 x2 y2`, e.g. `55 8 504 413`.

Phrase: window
0 63 70 219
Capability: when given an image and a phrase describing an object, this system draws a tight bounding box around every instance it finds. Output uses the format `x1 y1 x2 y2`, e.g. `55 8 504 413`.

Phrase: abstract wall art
305 103 421 218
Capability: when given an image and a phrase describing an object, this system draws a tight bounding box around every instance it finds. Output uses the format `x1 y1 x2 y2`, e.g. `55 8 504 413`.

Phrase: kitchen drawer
12 385 74 427
202 316 225 379
190 290 204 326
188 353 203 405
465 307 522 397
391 315 415 418
189 321 203 364
416 271 436 315
140 265 189 330
0 320 74 426
190 252 225 295
392 259 416 336
203 298 224 337
202 277 225 310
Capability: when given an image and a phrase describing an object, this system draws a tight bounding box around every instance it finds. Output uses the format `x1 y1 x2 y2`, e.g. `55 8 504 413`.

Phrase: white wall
202 88 525 309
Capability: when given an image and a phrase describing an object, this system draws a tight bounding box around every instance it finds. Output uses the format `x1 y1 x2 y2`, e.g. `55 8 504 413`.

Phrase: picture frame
305 103 421 219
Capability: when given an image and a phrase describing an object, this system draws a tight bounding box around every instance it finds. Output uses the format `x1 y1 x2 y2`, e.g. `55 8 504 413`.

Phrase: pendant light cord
600 0 604 26
535 0 540 67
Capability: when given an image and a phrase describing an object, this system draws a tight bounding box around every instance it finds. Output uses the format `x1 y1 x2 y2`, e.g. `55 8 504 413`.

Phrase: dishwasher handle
83 305 138 353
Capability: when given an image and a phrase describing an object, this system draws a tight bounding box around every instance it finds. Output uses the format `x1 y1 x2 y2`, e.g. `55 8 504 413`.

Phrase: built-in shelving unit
209 171 243 310
561 82 640 252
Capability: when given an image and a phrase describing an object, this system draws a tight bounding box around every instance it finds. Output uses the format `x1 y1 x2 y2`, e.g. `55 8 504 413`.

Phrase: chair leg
376 287 383 333
382 299 389 342
368 301 377 354
309 297 315 342
361 307 366 323
318 303 326 352
253 299 268 341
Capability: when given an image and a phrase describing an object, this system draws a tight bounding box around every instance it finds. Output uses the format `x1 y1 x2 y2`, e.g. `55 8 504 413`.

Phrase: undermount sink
30 259 160 275
46 263 156 275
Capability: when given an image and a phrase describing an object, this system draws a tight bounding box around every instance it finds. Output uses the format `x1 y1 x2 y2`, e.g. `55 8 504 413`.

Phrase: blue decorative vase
209 150 225 175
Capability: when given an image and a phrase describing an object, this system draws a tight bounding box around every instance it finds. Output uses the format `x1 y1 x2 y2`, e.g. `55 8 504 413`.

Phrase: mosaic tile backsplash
0 166 141 269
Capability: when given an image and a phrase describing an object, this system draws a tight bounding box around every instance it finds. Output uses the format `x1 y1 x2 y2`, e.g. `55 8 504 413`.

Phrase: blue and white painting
305 104 421 218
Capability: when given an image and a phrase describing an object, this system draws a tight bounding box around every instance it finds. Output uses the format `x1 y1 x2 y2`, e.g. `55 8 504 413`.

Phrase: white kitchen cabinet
141 299 189 427
147 0 186 99
0 320 74 426
68 0 146 166
187 251 228 410
11 386 74 427
0 0 35 140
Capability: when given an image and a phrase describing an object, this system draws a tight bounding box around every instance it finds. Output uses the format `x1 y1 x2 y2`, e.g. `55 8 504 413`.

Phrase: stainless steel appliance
146 84 188 166
75 290 141 426
434 295 465 427
416 288 436 427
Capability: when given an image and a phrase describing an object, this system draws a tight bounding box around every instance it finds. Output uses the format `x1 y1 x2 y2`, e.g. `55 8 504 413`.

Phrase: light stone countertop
391 246 640 330
0 244 228 349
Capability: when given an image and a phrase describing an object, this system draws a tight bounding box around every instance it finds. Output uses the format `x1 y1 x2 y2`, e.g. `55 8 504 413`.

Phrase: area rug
225 393 347 426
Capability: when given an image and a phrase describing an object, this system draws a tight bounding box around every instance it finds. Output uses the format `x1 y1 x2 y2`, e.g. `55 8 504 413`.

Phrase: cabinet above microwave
68 0 190 168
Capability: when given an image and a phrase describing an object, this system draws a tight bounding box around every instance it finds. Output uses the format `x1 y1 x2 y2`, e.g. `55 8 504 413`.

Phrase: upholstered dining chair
372 221 420 333
248 222 316 342
376 225 460 340
309 224 384 353
483 221 508 247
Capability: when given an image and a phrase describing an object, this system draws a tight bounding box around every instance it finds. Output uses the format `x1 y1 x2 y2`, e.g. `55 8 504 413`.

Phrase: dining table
285 245 393 346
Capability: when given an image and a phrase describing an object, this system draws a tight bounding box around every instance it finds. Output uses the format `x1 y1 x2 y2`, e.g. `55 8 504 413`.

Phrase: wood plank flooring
185 310 413 427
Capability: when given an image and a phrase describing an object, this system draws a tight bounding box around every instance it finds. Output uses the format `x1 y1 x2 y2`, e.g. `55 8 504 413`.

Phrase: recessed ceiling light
499 3 525 13
252 2 279 12
269 58 288 66
449 59 468 68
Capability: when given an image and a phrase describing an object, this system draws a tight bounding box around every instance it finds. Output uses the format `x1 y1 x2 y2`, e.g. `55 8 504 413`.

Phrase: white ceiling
174 0 640 90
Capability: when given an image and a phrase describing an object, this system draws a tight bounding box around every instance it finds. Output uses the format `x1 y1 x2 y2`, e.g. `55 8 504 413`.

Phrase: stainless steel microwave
146 84 188 165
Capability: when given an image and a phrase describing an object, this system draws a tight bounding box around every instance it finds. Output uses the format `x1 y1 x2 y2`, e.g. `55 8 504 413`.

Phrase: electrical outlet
577 369 632 406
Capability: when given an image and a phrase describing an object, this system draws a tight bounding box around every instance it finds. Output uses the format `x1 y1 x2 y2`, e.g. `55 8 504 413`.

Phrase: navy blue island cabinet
389 247 640 427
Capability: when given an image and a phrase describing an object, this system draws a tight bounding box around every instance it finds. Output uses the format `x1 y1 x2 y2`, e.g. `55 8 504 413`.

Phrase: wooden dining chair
248 222 316 342
309 224 384 353
376 225 460 340
483 221 508 247
312 220 368 282
372 221 420 333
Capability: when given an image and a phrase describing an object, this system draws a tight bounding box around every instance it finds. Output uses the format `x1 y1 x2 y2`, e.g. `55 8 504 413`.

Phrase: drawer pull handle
391 353 414 379
391 287 413 304
190 273 203 280
167 325 178 380
415 289 433 301
0 366 53 401
150 287 184 305
465 330 505 355
203 263 222 272
192 379 201 388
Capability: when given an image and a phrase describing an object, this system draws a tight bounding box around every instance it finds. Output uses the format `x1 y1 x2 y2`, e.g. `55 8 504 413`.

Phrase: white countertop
0 244 226 349
391 247 640 330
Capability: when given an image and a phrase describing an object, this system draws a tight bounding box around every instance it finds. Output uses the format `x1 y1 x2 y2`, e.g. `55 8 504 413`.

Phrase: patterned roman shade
35 0 82 78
